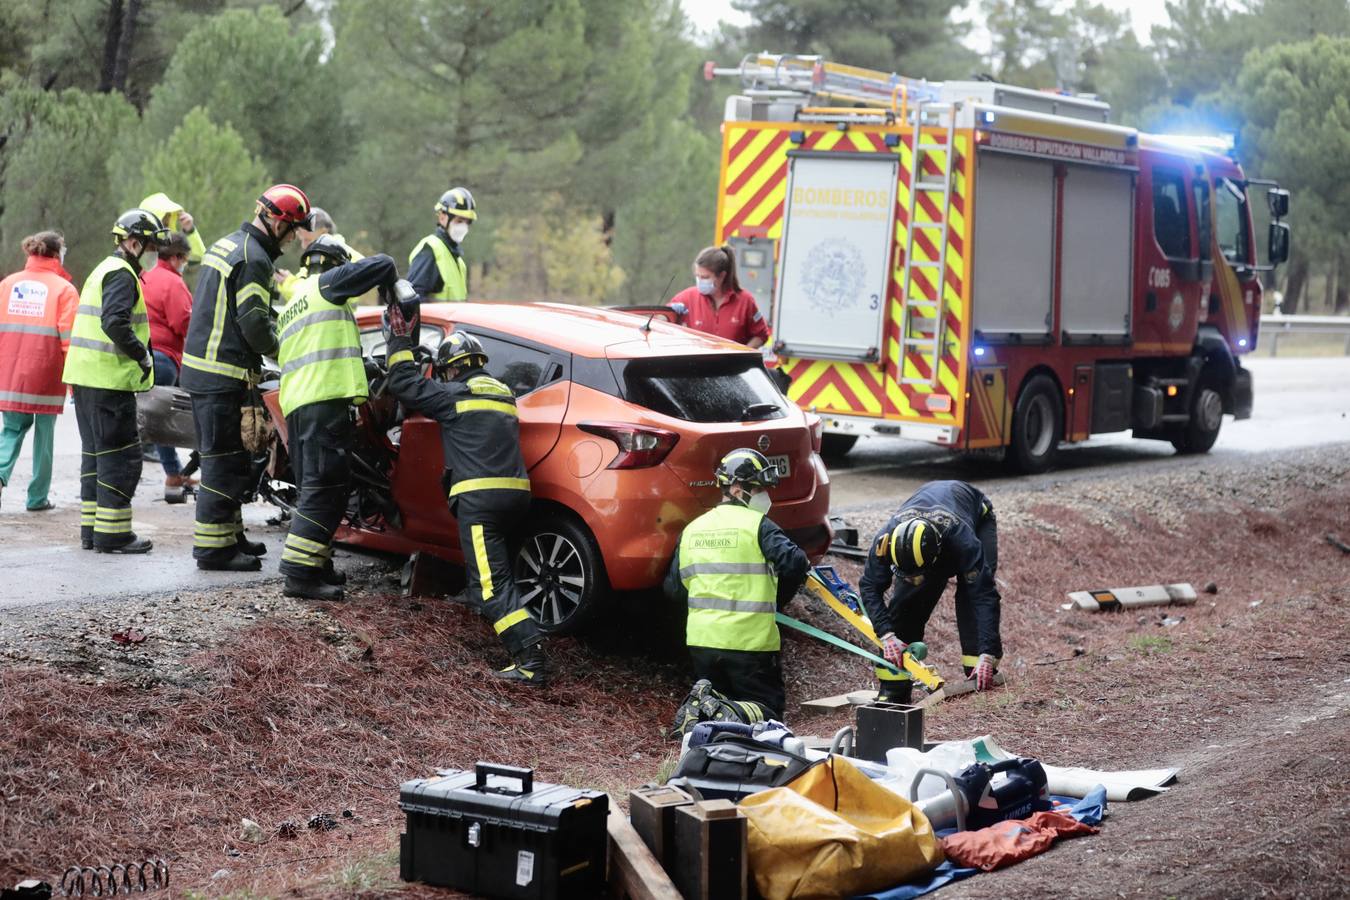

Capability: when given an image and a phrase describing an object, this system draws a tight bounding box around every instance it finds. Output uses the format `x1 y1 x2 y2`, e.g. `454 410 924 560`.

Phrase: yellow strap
471 524 494 600
456 399 518 416
387 349 415 367
962 654 999 668
494 607 530 635
911 522 927 568
804 571 879 646
448 477 530 497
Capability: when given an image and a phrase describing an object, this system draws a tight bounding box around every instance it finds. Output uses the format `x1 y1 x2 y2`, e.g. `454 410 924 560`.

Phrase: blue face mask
695 276 715 295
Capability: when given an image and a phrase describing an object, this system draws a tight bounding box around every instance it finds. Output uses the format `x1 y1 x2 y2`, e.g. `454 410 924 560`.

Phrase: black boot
284 575 344 601
198 552 262 572
236 534 267 556
671 678 716 738
493 644 548 686
96 535 153 554
321 563 346 586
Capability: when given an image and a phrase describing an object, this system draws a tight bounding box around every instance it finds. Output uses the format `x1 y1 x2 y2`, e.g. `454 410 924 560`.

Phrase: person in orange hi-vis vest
0 231 80 511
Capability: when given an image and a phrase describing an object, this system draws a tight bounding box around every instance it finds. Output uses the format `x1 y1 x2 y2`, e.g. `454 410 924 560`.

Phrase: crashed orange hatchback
262 302 832 633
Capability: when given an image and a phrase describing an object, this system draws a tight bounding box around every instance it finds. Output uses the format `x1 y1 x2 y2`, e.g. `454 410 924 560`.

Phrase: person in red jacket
667 245 770 348
140 231 196 503
0 231 79 511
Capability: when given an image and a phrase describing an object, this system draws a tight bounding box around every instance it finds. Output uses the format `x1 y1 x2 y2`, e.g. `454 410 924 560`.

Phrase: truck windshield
1215 178 1251 265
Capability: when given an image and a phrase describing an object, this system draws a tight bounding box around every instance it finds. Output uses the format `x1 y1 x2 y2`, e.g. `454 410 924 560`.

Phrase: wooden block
692 799 739 820
629 785 694 868
400 551 462 599
606 802 683 900
672 802 748 900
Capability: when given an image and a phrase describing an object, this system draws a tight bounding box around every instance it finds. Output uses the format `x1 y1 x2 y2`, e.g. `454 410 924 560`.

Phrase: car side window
360 324 445 358
472 333 562 396
1152 167 1191 260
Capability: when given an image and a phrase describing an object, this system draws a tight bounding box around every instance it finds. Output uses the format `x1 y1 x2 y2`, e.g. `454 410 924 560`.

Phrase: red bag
941 810 1098 871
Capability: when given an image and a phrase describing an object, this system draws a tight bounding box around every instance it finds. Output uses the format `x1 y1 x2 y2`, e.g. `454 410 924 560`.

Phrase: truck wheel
1007 374 1062 474
514 510 609 635
1171 369 1224 454
820 433 858 460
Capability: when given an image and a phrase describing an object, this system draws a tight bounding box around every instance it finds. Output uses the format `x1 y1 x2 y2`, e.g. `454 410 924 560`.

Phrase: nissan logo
757 435 771 452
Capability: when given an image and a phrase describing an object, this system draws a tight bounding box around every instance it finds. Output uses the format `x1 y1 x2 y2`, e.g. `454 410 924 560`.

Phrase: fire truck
704 55 1291 471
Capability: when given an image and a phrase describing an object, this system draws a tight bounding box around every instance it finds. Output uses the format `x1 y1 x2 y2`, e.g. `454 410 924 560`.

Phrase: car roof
356 301 756 359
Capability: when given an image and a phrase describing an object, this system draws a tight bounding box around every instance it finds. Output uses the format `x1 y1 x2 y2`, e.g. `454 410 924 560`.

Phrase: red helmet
257 184 312 226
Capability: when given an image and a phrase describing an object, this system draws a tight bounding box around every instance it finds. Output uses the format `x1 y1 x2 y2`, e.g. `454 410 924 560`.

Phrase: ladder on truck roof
705 53 941 112
899 100 958 387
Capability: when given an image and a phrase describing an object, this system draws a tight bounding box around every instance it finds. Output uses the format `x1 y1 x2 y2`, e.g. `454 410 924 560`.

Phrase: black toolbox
399 762 609 898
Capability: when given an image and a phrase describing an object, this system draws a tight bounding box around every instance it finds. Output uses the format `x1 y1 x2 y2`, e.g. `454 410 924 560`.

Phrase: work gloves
971 653 997 691
137 354 153 383
880 632 907 670
383 299 419 340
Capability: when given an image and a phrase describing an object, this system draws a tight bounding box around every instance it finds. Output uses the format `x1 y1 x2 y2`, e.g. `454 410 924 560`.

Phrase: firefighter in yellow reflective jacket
407 187 475 301
182 184 312 572
664 449 810 736
61 209 169 553
276 236 401 600
381 301 547 684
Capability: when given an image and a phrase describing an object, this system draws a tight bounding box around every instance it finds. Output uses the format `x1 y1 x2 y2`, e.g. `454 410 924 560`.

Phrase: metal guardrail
1259 314 1350 355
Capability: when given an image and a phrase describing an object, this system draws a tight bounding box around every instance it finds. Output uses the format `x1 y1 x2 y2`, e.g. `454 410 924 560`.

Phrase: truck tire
514 509 609 635
1007 374 1062 474
820 433 858 460
1171 368 1224 454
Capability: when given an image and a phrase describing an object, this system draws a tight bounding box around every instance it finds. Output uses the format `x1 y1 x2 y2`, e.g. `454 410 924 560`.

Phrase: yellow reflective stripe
95 507 132 519
206 278 229 362
181 352 250 380
195 534 238 548
282 548 326 567
455 399 517 416
195 522 238 535
285 533 328 554
471 524 494 600
467 376 512 397
875 666 911 682
237 283 271 305
911 523 927 568
448 477 530 497
201 254 233 276
387 349 415 367
721 450 765 471
494 607 530 635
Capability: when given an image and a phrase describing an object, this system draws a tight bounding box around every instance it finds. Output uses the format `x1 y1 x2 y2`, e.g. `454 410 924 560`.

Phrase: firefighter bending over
859 480 1003 702
381 301 547 684
665 449 809 737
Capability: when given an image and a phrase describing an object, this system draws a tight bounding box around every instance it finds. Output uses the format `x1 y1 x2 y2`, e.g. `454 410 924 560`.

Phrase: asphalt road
0 355 1346 609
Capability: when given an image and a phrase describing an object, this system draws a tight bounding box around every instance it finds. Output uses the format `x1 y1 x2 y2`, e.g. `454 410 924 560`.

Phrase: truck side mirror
1267 188 1289 219
1268 221 1290 266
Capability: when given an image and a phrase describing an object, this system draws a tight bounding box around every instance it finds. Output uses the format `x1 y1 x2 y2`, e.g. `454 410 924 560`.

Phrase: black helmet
714 448 780 491
435 330 488 370
300 234 351 272
111 208 169 246
435 186 477 221
887 516 942 575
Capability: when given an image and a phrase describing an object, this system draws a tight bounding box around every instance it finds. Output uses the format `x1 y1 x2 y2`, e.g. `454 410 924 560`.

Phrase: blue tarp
854 786 1108 900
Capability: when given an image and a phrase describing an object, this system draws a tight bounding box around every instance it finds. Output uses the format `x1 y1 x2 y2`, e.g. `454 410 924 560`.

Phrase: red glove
971 653 997 691
383 300 418 339
880 633 908 670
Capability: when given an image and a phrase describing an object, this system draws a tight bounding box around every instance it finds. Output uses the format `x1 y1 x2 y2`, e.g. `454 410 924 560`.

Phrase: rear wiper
741 402 780 421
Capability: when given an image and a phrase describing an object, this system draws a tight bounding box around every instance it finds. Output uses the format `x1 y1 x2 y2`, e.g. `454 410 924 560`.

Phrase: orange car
262 302 832 632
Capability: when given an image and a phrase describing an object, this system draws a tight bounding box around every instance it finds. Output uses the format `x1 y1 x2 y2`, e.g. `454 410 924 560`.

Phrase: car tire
1007 374 1062 474
820 433 858 460
1171 368 1224 455
514 510 609 635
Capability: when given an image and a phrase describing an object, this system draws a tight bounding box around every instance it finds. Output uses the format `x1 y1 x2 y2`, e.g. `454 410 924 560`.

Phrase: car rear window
614 354 787 423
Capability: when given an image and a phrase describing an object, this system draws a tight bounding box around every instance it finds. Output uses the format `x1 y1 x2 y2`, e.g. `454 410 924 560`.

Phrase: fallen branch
1325 533 1350 555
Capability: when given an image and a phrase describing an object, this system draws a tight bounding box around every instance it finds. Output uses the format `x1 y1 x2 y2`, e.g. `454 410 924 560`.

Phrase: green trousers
0 411 56 509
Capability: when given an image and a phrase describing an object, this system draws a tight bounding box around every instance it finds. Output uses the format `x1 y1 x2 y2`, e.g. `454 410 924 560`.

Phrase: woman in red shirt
667 245 770 348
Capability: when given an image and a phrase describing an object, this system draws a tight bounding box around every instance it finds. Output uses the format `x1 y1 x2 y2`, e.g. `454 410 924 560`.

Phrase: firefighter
407 187 475 301
859 480 1003 702
275 207 365 302
275 236 401 600
139 193 206 264
665 449 809 736
181 184 312 572
0 231 79 512
61 209 169 552
381 301 547 683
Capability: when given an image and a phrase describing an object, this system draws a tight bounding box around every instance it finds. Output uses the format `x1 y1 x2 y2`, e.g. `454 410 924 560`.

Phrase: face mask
695 276 715 295
747 491 772 514
449 222 470 243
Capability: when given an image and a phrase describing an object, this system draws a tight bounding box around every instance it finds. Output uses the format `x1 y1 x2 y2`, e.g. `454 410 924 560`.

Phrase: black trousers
189 389 254 562
689 646 785 722
280 400 354 579
72 386 142 549
454 488 541 656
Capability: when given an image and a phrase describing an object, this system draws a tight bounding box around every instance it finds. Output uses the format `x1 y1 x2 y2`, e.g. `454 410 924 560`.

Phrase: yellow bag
739 756 944 900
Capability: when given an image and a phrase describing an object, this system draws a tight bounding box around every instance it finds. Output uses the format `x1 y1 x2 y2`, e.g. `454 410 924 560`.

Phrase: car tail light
578 422 679 469
806 412 823 453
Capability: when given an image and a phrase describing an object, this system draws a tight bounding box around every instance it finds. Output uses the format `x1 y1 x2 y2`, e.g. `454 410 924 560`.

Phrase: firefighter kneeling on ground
665 449 809 737
859 480 1004 702
275 236 403 600
381 301 548 684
